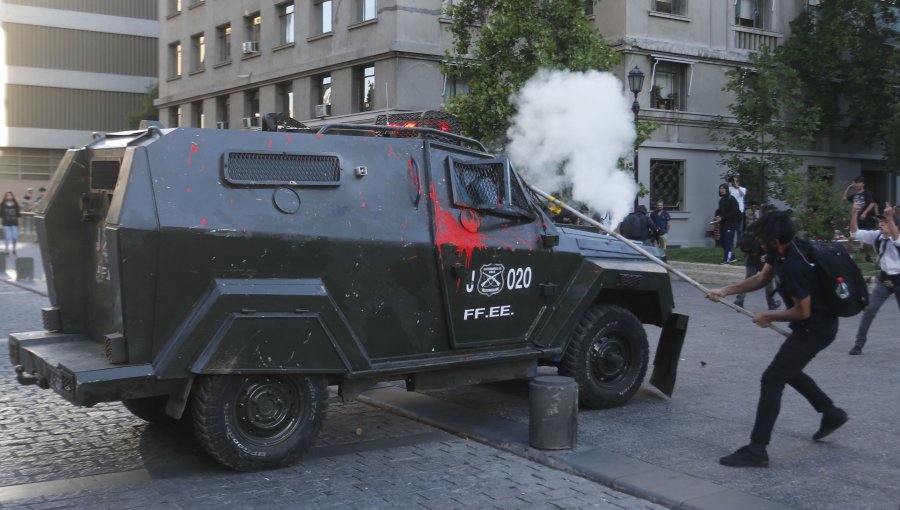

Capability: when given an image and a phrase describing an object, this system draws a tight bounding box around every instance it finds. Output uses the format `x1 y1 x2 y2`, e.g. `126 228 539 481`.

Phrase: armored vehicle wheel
122 396 181 425
559 304 649 409
192 374 328 471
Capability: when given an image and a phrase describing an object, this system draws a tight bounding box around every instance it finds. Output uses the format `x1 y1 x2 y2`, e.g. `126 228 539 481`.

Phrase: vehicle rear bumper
9 331 177 406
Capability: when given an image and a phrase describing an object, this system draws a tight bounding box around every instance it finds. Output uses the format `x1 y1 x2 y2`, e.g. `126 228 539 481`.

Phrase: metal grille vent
91 160 120 190
453 161 506 208
224 152 341 185
617 273 643 288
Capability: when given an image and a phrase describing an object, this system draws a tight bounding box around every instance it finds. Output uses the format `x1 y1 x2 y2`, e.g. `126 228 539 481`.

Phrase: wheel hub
235 377 303 442
590 336 629 382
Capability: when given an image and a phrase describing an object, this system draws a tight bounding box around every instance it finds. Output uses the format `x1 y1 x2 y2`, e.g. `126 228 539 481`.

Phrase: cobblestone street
0 281 665 510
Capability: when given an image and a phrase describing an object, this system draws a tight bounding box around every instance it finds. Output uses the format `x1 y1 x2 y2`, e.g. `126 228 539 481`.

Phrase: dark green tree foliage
780 1 899 149
712 47 820 205
126 84 159 129
443 0 619 146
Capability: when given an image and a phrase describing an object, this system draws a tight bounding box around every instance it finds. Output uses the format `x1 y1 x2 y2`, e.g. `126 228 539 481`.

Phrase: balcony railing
732 26 781 52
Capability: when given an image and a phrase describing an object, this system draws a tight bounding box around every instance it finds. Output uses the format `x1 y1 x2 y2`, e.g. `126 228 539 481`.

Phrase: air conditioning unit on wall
241 41 259 54
241 116 260 129
215 121 226 129
315 104 331 117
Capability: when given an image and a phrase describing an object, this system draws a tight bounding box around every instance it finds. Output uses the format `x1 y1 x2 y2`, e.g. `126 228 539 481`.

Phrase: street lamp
627 65 644 211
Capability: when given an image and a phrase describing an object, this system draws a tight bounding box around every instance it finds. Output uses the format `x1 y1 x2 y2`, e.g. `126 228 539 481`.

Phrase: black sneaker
813 408 849 441
848 345 862 356
719 445 769 468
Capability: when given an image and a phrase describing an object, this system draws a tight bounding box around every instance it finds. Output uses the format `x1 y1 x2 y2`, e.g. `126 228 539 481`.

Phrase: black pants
750 327 836 446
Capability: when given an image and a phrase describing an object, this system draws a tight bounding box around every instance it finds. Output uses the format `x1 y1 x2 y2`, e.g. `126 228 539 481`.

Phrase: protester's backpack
620 213 643 240
793 239 869 317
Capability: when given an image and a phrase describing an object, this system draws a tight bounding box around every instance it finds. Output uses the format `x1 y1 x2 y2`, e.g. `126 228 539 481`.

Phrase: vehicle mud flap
649 312 688 397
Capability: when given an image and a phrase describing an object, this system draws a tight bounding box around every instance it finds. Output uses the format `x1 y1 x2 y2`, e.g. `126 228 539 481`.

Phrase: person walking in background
718 184 740 264
650 200 671 249
33 187 46 209
2 191 21 256
707 210 848 468
734 207 781 311
728 175 747 233
847 201 900 355
844 176 878 261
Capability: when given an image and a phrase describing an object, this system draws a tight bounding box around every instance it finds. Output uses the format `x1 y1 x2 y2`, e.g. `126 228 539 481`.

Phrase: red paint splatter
388 146 395 157
429 183 488 268
191 145 199 153
200 218 207 226
316 133 325 139
228 198 236 206
286 135 293 143
267 139 274 149
361 201 366 208
407 159 420 196
459 209 481 233
186 187 192 193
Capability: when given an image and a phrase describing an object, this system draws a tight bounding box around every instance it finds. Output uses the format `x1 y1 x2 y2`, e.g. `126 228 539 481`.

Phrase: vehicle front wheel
192 373 328 471
559 304 649 409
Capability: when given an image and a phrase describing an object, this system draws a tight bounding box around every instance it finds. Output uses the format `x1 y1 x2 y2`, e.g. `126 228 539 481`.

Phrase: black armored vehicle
9 116 687 471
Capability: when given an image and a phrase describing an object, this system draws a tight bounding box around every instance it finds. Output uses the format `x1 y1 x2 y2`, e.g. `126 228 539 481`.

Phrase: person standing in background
2 191 21 256
728 175 747 233
650 200 671 249
718 184 740 264
844 176 878 262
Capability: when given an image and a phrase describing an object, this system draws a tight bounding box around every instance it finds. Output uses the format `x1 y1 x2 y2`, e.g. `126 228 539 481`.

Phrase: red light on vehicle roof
389 122 419 128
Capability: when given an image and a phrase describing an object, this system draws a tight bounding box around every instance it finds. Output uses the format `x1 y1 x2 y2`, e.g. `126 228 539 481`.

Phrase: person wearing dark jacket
707 210 848 468
2 191 21 256
619 205 656 243
718 183 741 264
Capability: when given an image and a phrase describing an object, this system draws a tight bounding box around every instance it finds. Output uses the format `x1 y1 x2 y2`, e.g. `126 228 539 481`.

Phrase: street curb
359 386 795 510
0 277 49 297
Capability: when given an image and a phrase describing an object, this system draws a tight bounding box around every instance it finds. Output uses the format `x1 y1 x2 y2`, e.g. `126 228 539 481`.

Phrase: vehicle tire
559 304 649 409
122 396 181 425
191 373 328 471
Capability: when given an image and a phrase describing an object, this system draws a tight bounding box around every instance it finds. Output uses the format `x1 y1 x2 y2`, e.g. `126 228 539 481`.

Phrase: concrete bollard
529 375 578 450
0 252 6 273
15 257 34 281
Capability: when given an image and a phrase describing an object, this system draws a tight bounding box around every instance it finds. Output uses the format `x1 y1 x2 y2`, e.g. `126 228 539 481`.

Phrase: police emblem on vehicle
477 263 505 296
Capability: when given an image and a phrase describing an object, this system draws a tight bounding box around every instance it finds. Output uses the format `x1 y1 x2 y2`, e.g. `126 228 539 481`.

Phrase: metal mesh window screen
452 161 506 208
91 160 120 190
508 170 530 210
649 159 683 210
225 152 341 185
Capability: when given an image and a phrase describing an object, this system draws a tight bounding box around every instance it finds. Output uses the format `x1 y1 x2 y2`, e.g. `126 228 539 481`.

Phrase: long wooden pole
532 187 790 338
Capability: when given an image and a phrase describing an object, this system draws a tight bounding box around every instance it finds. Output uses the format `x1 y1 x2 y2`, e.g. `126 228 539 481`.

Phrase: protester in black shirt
706 210 848 468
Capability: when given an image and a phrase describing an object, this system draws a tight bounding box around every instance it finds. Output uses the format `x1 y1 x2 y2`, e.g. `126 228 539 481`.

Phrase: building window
649 160 684 211
168 42 182 77
217 24 231 63
314 74 332 116
442 75 469 104
441 0 457 16
245 88 260 125
279 2 295 44
584 0 593 16
277 82 294 119
216 95 230 129
168 0 181 16
190 33 205 72
170 106 182 127
356 65 375 112
192 101 204 128
653 0 685 16
650 62 687 110
316 0 333 34
357 0 376 22
735 0 771 29
245 13 261 45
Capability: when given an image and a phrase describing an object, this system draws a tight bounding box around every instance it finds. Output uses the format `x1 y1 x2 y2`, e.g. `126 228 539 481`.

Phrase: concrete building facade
0 0 159 196
155 0 892 247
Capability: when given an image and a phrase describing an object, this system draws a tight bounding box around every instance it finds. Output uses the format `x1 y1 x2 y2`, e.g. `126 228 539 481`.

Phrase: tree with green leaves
442 0 619 147
711 47 820 207
125 84 159 129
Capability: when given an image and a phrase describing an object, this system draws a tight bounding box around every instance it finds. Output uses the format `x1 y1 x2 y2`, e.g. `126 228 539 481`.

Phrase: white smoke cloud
507 69 637 227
